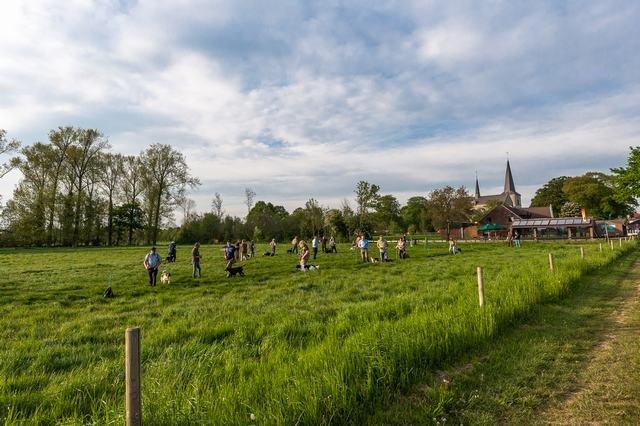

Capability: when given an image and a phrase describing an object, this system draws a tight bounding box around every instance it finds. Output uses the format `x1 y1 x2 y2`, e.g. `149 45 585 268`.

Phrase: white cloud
1 0 639 217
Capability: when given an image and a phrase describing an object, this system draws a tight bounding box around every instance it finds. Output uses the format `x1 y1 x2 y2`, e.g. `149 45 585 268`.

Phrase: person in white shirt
358 234 369 262
143 247 162 286
312 236 319 259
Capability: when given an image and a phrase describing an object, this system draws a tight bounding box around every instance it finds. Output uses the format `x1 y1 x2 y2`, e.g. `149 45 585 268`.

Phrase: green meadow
0 240 636 424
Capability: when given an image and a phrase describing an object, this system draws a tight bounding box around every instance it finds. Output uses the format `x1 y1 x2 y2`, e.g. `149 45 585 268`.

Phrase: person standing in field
312 235 319 259
321 235 327 253
143 246 162 286
291 236 299 254
191 242 202 278
377 236 388 262
329 236 337 253
167 241 177 263
397 237 407 259
224 242 236 269
358 234 369 262
513 230 522 248
270 238 277 255
299 240 310 270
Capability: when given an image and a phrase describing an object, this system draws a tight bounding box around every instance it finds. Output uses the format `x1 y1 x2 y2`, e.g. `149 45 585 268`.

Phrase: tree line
0 127 198 247
2 126 639 247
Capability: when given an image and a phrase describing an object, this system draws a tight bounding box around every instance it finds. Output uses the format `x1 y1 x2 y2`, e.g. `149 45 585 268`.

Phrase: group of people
352 234 409 262
143 242 204 285
290 235 337 256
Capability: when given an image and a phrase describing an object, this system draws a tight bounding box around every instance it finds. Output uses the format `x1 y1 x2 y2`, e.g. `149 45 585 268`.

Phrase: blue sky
1 0 639 217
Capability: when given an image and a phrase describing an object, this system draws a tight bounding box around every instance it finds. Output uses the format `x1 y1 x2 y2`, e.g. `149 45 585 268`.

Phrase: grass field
0 239 636 424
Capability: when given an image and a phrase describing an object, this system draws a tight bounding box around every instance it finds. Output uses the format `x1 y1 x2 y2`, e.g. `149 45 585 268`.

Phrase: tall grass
0 240 635 424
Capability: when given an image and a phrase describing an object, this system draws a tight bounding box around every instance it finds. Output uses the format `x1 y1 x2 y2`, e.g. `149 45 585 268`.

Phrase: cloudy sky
1 0 639 216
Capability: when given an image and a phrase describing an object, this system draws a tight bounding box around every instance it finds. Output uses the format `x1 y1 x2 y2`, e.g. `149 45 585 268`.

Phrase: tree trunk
107 191 113 246
72 178 83 247
152 190 162 245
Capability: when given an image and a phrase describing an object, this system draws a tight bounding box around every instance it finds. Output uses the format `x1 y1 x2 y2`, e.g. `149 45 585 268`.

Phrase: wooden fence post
599 243 602 252
125 327 142 426
548 253 554 271
580 247 584 259
477 267 484 307
611 240 614 250
619 237 622 247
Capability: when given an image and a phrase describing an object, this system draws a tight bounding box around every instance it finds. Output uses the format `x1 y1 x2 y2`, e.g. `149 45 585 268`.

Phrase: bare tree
211 192 224 219
179 198 197 224
245 187 256 215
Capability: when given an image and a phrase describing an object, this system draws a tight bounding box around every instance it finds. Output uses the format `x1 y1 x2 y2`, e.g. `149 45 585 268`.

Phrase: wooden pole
611 240 614 250
580 247 584 259
477 267 484 307
548 253 554 271
599 243 602 252
125 327 142 426
619 237 622 247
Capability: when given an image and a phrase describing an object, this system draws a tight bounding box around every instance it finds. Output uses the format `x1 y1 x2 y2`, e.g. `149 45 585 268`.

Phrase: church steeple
504 160 516 194
474 171 480 199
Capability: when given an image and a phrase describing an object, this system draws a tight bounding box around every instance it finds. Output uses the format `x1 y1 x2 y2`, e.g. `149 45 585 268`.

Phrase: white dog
160 270 171 285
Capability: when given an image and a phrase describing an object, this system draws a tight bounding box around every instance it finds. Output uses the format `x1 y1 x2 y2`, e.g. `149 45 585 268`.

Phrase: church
474 160 522 208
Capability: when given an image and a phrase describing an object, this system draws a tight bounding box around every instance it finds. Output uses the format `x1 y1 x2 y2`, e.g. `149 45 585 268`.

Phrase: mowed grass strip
0 240 635 424
368 248 640 425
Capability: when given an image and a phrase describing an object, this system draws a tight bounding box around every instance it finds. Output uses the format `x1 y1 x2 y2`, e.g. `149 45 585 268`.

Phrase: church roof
504 160 516 194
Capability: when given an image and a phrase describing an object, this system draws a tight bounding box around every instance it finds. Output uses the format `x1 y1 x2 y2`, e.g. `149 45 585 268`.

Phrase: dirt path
539 261 640 424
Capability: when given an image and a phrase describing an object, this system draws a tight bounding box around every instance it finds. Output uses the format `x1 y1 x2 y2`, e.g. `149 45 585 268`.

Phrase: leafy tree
530 176 570 213
98 153 124 245
140 144 200 245
67 129 109 246
374 194 402 233
0 129 20 180
559 201 581 217
401 196 430 232
246 201 289 241
612 146 640 204
113 202 145 245
563 172 635 219
354 181 380 228
45 127 75 245
425 186 473 240
324 208 347 240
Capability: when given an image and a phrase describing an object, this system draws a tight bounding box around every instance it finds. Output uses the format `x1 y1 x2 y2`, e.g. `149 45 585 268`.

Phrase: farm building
476 204 554 238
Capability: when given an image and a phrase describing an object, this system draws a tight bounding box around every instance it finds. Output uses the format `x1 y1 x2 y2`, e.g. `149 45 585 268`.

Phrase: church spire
474 171 480 199
504 160 516 193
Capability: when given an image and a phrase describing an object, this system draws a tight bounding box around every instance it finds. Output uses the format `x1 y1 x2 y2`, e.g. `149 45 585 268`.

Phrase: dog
160 270 171 285
263 252 275 257
296 264 320 271
370 257 380 263
286 248 295 254
225 265 245 277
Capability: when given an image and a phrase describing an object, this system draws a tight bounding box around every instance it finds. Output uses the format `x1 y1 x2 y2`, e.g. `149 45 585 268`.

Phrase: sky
1 0 639 217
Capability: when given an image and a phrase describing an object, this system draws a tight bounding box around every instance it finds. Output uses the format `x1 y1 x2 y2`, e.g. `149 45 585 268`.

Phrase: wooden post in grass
611 240 614 250
619 237 622 247
125 327 142 426
580 247 584 259
548 253 554 271
599 243 602 252
477 267 484 307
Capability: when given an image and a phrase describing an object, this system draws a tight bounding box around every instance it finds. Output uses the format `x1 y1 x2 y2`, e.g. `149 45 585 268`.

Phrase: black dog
225 265 245 277
263 252 275 257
